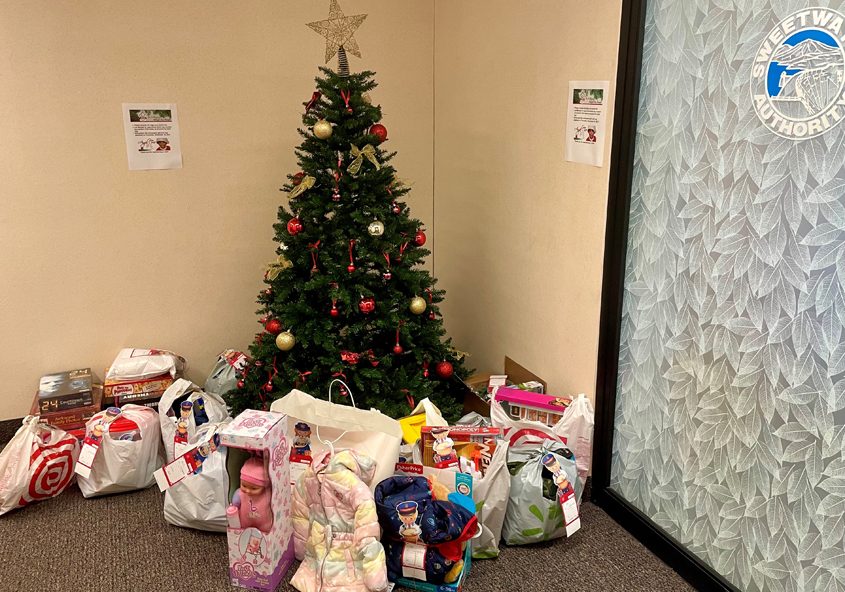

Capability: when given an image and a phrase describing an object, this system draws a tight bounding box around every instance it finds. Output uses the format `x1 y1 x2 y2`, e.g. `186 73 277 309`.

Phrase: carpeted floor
0 421 692 591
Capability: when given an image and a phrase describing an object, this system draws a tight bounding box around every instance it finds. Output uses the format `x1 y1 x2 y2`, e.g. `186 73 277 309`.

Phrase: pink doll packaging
220 410 294 591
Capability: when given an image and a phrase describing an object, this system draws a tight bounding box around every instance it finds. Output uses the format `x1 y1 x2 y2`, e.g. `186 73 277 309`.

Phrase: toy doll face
400 512 418 526
177 421 188 434
547 459 561 474
241 481 264 497
92 424 104 438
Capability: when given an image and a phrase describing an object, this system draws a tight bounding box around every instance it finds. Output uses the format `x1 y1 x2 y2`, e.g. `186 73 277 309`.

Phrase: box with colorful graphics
494 386 574 427
419 426 501 474
103 372 174 407
220 410 294 591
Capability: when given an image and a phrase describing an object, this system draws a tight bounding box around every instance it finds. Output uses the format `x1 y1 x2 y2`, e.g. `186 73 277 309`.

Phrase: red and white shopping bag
0 416 79 516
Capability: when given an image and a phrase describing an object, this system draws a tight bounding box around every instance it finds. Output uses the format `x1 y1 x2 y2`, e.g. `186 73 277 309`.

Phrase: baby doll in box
227 456 274 532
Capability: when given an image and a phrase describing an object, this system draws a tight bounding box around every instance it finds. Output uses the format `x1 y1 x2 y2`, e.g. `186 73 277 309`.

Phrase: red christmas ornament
434 361 454 379
254 360 264 367
264 319 282 335
263 382 274 393
369 123 388 142
292 172 305 186
359 297 376 314
347 239 356 273
414 230 427 246
383 271 392 281
287 217 303 235
393 344 404 355
428 311 436 321
423 360 430 378
330 305 339 318
237 380 245 389
391 202 401 214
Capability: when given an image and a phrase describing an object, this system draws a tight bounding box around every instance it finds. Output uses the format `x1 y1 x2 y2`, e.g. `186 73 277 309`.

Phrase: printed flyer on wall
564 81 609 167
122 103 183 170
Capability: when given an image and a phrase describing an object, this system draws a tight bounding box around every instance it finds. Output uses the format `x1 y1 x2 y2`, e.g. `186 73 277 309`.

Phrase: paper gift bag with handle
270 383 403 490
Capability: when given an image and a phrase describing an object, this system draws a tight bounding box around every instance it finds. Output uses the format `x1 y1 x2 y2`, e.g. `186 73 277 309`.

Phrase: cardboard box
419 426 501 474
104 373 174 407
37 368 94 411
221 410 294 591
32 385 103 431
462 357 546 416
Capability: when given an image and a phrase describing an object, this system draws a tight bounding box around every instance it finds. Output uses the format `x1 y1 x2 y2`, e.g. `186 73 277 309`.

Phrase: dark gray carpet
0 418 691 591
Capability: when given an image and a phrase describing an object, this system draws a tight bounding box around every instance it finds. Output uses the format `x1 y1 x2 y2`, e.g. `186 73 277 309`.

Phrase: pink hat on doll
240 457 270 487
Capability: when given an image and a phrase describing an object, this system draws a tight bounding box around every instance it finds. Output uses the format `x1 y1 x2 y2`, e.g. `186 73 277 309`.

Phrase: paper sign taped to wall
122 103 183 170
564 81 609 167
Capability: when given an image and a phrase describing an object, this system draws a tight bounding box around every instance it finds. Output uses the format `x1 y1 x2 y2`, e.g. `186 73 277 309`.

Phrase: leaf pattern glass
610 1 845 591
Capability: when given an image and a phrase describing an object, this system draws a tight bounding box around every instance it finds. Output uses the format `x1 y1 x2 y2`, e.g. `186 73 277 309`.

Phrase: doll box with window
220 410 293 591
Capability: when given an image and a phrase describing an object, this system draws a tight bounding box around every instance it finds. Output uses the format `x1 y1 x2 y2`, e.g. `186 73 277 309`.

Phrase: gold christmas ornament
313 119 333 140
288 175 316 199
367 220 385 236
409 296 427 315
306 0 367 64
275 331 296 351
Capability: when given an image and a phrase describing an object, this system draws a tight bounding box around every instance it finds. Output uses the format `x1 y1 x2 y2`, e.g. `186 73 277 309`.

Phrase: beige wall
0 0 435 419
433 0 622 404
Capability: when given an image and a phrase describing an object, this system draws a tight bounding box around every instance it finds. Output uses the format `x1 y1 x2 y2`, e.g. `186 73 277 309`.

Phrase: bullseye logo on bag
752 7 845 140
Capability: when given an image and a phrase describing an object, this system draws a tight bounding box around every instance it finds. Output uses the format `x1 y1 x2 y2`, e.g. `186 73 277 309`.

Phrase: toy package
378 467 478 591
419 426 501 473
220 410 294 591
495 386 573 427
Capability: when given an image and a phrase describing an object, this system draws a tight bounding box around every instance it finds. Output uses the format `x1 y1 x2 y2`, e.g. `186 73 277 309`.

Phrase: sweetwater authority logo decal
752 7 845 140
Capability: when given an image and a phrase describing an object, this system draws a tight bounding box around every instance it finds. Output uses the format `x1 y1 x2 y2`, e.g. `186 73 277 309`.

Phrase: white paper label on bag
561 490 581 537
401 543 427 580
74 442 98 478
289 458 310 486
154 434 220 491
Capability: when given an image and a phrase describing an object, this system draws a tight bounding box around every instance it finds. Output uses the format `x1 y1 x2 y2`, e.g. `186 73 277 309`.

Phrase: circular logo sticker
751 7 845 140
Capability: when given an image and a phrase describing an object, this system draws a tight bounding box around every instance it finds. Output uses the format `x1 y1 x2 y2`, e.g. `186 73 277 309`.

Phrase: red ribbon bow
305 91 322 113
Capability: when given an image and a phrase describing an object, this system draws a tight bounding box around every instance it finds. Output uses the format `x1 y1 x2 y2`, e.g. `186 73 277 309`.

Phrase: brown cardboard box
462 356 546 417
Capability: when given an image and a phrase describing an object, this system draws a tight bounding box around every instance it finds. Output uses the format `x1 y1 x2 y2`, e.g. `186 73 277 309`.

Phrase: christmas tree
225 1 469 421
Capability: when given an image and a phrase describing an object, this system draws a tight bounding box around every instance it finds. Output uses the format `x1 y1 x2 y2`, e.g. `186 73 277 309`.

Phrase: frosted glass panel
610 2 845 591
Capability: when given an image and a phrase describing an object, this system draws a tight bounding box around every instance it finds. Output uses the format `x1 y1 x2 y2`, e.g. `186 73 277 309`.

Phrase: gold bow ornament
265 254 293 280
288 175 316 199
347 144 380 176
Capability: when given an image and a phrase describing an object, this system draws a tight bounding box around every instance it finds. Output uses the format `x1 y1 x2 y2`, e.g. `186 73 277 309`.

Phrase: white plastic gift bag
491 393 593 500
76 405 163 498
470 440 510 559
105 348 186 381
270 383 403 490
159 378 229 461
0 417 79 516
163 419 231 532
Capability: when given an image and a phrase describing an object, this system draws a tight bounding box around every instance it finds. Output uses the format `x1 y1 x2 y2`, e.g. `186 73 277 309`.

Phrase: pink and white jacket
291 449 387 592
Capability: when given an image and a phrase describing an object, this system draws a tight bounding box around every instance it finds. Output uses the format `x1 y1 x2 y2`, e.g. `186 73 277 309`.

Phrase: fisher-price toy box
392 464 476 592
495 386 573 427
220 410 294 591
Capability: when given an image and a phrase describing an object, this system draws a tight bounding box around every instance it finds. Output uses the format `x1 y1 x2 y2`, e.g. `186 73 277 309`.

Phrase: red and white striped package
0 416 80 515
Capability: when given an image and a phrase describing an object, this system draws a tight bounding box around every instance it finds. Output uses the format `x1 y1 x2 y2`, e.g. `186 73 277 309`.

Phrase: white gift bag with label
163 419 231 532
77 405 163 498
0 417 79 516
159 379 229 461
270 385 403 490
105 348 186 381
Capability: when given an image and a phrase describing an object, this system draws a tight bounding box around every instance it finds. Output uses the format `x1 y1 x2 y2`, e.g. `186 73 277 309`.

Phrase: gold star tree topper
307 0 367 64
